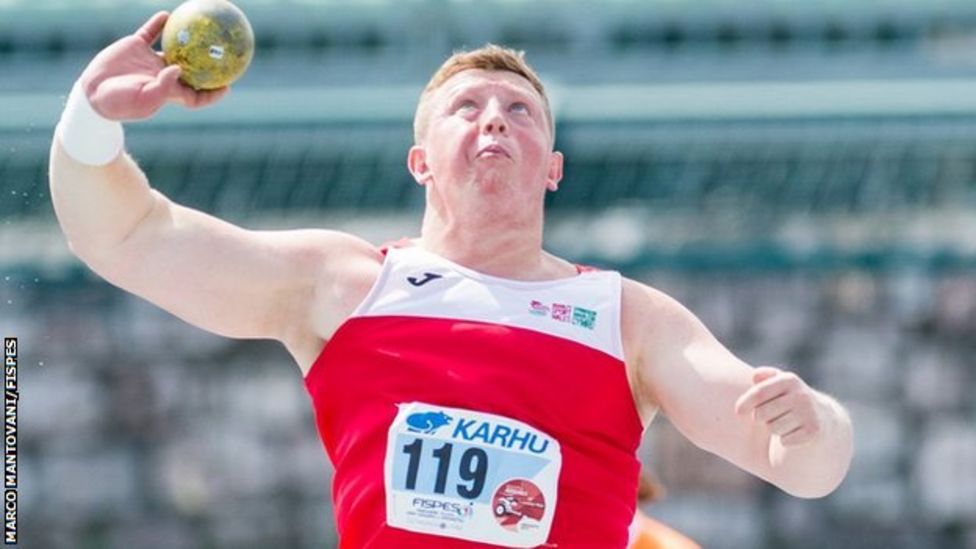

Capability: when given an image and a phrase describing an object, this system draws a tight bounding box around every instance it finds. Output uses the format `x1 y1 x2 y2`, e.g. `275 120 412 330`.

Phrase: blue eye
510 102 529 114
457 100 477 112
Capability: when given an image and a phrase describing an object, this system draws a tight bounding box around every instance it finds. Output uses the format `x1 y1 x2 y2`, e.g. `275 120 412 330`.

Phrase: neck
418 199 552 280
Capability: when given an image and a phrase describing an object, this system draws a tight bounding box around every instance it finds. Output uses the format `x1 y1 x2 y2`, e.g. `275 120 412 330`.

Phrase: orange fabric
628 512 701 549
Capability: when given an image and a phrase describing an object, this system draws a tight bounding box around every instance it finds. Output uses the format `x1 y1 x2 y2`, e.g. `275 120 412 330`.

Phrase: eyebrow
444 81 538 106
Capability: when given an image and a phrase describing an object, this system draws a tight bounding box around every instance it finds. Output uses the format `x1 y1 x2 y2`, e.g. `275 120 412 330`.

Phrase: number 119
402 439 488 499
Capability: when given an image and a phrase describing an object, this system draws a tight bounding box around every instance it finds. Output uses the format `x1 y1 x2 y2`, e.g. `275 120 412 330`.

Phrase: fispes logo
406 410 453 434
412 497 475 518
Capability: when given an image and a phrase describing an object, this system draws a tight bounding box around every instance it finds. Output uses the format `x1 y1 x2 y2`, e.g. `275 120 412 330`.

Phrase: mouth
476 144 511 159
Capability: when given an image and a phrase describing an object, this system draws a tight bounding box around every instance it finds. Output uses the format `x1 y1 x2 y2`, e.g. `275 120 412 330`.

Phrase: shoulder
620 277 706 365
260 228 385 291
271 229 384 369
620 277 694 333
280 229 384 311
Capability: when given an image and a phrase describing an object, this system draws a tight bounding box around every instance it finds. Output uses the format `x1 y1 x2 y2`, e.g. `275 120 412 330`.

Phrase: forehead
435 69 543 103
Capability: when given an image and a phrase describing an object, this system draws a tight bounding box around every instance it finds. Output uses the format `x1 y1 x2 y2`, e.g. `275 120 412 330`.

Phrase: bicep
653 325 754 450
89 191 367 340
636 289 773 479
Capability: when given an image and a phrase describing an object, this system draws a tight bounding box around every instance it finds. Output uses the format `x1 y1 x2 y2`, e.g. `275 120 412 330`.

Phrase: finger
767 411 802 436
141 64 183 106
166 71 210 108
178 86 227 109
753 393 793 424
752 366 780 384
188 86 230 109
735 376 789 416
780 426 815 447
174 85 229 109
135 11 170 46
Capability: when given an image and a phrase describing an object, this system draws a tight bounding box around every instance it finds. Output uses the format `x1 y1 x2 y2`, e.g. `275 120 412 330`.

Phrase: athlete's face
408 70 563 199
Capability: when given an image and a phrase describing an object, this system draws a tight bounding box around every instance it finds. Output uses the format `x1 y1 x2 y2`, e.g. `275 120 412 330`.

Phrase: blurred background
2 0 976 547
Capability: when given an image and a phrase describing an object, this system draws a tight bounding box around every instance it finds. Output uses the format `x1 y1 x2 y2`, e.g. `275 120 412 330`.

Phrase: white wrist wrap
56 81 124 166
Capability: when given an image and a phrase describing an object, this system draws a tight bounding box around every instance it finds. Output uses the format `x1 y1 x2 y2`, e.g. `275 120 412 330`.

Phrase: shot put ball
162 0 254 90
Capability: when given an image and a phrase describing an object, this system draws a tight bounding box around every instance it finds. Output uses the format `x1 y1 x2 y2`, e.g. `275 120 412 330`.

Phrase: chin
467 167 503 186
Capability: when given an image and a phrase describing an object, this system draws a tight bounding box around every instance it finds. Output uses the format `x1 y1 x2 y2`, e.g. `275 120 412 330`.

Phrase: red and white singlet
304 244 644 548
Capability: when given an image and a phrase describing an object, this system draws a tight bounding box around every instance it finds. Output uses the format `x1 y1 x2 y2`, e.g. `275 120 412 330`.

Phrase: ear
545 151 564 191
407 145 433 186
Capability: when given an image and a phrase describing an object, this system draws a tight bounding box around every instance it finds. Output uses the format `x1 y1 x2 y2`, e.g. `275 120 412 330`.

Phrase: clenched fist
735 366 825 447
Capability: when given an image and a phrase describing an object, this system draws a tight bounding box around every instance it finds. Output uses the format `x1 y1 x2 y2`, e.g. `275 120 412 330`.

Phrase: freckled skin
161 0 254 90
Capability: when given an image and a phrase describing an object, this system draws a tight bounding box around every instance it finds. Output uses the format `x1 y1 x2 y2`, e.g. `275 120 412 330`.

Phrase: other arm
625 279 853 498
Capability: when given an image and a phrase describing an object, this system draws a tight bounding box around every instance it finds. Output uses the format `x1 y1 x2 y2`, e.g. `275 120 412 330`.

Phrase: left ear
545 151 564 191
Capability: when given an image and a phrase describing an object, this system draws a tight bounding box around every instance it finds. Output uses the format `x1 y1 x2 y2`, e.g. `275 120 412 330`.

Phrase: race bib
384 402 562 547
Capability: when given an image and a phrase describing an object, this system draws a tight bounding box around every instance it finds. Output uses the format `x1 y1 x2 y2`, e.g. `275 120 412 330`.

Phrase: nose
481 100 508 136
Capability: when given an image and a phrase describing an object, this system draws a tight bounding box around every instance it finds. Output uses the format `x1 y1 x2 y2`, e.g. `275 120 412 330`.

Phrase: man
50 11 853 549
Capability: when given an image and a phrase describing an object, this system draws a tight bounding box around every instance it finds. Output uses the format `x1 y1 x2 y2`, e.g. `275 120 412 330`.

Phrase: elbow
65 236 116 271
65 237 96 262
63 191 166 270
64 238 115 281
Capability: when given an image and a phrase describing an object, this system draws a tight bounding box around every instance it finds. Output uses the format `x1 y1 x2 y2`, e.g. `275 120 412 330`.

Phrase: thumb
141 64 183 107
752 366 780 384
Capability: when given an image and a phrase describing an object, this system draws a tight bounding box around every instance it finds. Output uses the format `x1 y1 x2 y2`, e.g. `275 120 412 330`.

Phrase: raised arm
49 12 380 352
51 12 226 257
623 279 853 498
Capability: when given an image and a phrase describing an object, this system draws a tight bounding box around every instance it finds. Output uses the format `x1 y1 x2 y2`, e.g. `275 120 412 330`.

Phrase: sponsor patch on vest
528 301 598 330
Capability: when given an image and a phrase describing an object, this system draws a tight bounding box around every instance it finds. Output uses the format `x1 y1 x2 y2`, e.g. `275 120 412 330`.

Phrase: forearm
767 392 853 498
49 139 158 262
